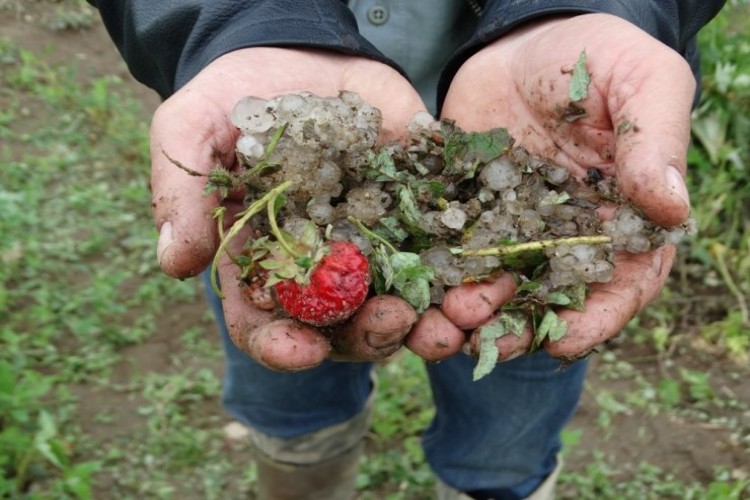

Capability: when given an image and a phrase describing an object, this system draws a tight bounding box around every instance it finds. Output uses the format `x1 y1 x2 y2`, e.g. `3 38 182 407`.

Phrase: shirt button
367 5 389 25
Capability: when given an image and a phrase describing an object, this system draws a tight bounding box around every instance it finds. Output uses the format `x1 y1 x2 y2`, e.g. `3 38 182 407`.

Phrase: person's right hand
151 48 426 371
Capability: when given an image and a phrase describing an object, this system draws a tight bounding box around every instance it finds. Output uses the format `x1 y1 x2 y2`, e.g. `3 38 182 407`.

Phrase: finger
246 319 331 371
151 94 238 278
545 245 675 359
406 308 467 362
606 36 695 227
468 322 534 362
216 225 330 371
441 274 517 330
330 296 417 361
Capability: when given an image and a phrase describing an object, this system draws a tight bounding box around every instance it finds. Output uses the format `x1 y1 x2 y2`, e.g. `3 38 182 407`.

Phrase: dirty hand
151 48 426 371
408 14 694 361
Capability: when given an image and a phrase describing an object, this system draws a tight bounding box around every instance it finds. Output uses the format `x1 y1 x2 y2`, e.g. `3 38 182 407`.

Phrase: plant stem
710 242 749 325
213 207 244 268
347 216 398 254
242 122 289 178
210 181 293 298
455 235 612 257
267 191 300 259
160 147 206 177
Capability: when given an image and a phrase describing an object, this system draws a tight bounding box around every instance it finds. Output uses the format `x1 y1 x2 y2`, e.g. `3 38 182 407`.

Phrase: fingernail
665 165 691 211
156 221 173 265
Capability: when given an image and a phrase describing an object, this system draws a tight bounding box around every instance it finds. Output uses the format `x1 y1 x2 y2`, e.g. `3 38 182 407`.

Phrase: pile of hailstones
231 91 692 308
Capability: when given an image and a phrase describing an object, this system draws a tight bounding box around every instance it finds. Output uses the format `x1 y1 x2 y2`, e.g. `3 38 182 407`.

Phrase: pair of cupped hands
152 15 695 371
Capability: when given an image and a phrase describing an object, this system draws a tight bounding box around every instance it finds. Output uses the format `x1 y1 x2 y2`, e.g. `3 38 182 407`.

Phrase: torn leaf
569 49 590 102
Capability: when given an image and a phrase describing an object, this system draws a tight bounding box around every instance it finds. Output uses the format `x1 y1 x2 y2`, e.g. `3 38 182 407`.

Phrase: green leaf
502 310 528 337
389 252 435 312
473 320 507 381
396 186 422 226
376 217 409 243
657 378 682 408
414 179 446 200
294 256 314 269
390 251 421 271
370 244 393 295
569 49 590 102
64 461 102 500
561 282 587 311
271 193 287 217
299 221 320 249
534 309 568 350
472 312 528 381
365 149 412 183
442 122 513 177
35 411 63 468
516 280 541 294
547 292 572 306
393 275 432 313
259 259 285 270
539 191 571 206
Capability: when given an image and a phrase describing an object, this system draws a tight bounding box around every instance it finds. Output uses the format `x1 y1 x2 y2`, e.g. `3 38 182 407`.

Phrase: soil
3 2 748 498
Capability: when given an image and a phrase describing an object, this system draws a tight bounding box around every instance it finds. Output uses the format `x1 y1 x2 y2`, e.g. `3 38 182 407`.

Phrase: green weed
0 33 197 497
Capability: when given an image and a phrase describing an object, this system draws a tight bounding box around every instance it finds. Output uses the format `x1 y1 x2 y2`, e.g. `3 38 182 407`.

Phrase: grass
1 1 749 498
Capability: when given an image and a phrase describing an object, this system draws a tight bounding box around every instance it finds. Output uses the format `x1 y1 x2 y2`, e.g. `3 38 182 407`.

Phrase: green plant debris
569 49 591 102
473 312 527 381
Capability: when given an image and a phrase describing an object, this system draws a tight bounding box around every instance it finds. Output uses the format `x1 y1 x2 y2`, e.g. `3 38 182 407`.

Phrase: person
89 1 726 498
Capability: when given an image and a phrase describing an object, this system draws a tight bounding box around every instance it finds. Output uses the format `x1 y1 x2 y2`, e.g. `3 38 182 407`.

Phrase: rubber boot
254 441 362 500
435 454 563 500
248 384 374 500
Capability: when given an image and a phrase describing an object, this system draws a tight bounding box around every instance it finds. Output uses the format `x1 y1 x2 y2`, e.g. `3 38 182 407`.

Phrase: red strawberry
274 241 370 327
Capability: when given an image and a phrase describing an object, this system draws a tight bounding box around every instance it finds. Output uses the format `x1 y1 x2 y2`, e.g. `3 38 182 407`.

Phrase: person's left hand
407 13 693 362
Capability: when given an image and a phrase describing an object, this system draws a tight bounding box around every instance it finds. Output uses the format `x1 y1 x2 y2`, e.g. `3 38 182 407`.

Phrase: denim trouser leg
202 272 586 496
423 352 587 500
201 271 374 440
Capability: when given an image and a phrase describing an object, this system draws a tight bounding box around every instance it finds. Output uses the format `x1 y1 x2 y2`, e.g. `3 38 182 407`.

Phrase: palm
432 14 696 359
150 48 426 370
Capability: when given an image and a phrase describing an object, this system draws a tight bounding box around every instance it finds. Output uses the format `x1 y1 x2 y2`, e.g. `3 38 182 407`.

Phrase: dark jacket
88 0 725 106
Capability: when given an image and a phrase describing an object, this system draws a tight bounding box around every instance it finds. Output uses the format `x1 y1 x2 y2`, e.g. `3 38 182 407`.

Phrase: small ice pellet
545 166 570 185
591 261 614 283
615 208 645 235
278 93 310 116
479 157 522 191
625 235 651 253
439 265 464 287
421 247 455 269
408 110 438 134
663 228 686 245
569 244 597 262
307 203 335 225
549 270 577 287
440 207 467 230
231 96 275 133
350 233 374 256
236 134 265 160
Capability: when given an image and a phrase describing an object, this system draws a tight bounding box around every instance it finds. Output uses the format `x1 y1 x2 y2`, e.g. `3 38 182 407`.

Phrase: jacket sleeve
87 0 401 99
438 0 727 105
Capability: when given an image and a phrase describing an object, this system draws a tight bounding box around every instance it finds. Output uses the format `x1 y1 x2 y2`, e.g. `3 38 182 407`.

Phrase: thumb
610 46 695 227
151 95 235 278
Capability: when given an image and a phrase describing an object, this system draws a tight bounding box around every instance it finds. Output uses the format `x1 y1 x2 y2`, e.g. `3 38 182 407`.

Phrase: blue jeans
202 273 587 500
